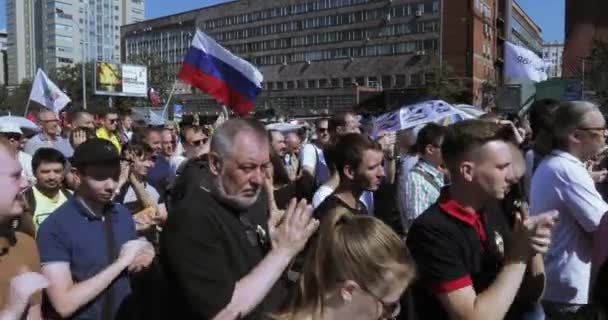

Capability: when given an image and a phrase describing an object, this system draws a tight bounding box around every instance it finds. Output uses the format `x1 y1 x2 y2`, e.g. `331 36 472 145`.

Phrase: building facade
563 0 608 77
121 0 541 113
509 0 543 56
543 42 564 78
0 29 7 85
6 0 145 85
6 0 37 85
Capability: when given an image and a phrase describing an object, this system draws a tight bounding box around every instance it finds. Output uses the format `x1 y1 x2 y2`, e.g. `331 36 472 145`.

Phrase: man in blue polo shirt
36 138 155 320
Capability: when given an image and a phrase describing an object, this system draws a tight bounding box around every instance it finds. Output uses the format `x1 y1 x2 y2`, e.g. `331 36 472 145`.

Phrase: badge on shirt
494 231 505 259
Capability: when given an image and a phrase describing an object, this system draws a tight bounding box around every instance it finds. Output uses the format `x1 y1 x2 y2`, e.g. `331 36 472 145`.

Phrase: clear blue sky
0 0 565 42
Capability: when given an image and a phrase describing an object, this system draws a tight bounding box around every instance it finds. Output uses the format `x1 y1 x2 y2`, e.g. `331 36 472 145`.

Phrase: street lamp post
56 8 87 109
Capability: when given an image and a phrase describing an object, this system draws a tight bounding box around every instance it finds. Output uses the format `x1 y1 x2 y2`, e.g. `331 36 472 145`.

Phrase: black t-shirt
406 195 512 320
313 193 368 220
160 170 287 320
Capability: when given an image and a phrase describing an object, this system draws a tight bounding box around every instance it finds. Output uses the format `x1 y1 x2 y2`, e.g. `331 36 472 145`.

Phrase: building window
343 77 353 86
319 79 329 88
287 81 295 89
331 78 340 88
355 77 365 86
381 75 392 88
297 80 306 88
433 1 440 12
410 74 422 86
308 79 317 88
395 75 406 87
276 82 285 90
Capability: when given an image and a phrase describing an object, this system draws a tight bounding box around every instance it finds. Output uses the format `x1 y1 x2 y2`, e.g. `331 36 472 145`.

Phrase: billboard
95 62 148 97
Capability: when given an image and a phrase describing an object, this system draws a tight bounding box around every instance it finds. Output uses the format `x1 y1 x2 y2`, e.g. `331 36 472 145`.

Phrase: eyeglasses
190 138 209 146
3 133 22 141
360 285 400 320
318 128 329 133
577 127 608 136
108 119 118 124
40 119 59 123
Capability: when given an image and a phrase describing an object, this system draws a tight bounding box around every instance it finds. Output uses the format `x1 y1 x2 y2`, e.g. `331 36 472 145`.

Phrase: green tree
587 38 608 106
422 56 472 104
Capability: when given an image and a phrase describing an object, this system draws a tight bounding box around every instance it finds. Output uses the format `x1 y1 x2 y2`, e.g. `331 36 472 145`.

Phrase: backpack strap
24 188 36 216
410 168 442 193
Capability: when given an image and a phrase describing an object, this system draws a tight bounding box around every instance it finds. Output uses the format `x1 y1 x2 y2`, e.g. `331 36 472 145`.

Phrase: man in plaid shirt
401 123 447 234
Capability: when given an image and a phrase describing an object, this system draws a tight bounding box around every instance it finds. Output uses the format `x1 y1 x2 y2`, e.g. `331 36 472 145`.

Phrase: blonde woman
271 208 416 320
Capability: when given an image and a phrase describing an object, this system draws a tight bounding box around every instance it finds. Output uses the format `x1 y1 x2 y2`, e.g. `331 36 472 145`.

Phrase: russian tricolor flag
178 30 264 116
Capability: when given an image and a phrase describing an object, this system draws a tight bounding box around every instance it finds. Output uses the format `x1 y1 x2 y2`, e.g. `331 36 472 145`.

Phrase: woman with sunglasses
270 208 416 320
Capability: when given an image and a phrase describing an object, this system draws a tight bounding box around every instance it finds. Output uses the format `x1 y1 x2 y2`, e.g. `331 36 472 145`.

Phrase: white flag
29 69 71 113
504 41 549 83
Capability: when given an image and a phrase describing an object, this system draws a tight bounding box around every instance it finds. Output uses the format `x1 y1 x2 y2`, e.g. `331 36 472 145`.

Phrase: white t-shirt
530 150 608 304
301 144 330 186
312 185 374 214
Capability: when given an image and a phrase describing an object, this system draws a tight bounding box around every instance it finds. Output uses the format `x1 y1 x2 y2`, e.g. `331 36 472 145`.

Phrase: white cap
0 122 23 135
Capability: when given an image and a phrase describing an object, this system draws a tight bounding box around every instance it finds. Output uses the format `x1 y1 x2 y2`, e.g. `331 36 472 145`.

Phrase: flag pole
24 99 32 117
162 80 178 120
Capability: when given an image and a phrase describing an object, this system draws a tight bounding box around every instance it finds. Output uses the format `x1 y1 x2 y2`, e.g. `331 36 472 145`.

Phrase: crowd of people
1 99 608 320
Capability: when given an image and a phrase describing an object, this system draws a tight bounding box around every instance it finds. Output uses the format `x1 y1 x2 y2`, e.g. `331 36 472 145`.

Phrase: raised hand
118 239 151 267
5 271 49 315
269 198 319 258
127 240 156 273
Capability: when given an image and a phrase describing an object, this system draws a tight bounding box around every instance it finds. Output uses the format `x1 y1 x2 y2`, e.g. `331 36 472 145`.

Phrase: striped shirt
401 159 444 233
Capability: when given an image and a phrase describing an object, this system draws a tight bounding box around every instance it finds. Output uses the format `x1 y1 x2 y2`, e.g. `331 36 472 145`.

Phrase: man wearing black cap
36 138 155 320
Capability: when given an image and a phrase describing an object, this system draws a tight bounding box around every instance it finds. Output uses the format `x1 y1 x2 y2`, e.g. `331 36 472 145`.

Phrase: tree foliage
421 56 473 104
587 39 608 106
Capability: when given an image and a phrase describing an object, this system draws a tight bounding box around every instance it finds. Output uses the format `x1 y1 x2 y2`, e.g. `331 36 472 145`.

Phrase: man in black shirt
314 133 385 219
161 119 319 320
406 120 558 320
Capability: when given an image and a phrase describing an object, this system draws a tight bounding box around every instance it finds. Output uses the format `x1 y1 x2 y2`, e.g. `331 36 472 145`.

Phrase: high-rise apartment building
6 0 37 85
0 29 7 85
543 42 564 78
6 0 145 85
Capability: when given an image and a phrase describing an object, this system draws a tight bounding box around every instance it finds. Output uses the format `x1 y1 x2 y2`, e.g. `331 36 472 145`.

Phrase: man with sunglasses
96 110 122 153
530 101 608 318
25 110 73 158
0 122 35 186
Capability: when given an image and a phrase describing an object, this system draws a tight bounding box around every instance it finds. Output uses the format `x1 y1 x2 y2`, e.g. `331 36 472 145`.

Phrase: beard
212 174 261 211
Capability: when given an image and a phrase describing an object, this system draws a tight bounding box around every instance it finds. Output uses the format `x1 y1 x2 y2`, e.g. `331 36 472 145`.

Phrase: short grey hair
211 118 268 159
552 101 599 148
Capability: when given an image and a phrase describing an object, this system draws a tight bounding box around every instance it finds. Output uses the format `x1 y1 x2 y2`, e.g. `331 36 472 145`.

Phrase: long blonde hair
273 208 416 320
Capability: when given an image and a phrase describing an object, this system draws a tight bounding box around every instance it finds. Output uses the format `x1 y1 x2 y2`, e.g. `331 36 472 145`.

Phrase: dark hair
122 143 154 159
32 148 66 172
100 109 118 118
119 109 132 118
180 125 203 142
329 111 355 135
332 133 382 178
529 99 560 140
415 123 447 154
441 120 512 167
67 108 91 125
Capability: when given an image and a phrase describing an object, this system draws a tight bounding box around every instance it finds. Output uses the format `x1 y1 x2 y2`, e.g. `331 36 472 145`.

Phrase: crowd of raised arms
1 100 608 320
